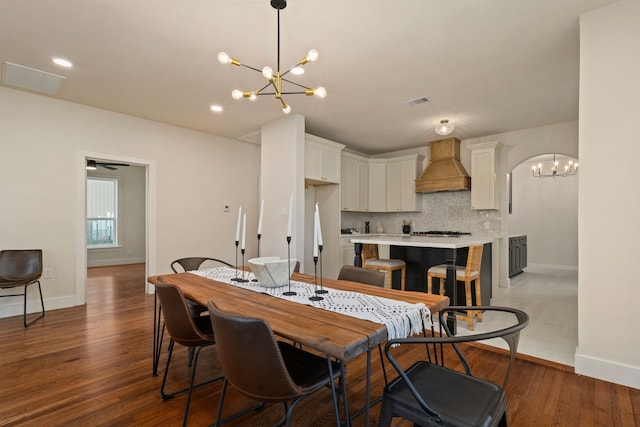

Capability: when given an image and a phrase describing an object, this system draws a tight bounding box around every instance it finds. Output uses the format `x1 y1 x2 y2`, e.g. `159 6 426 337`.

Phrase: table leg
153 292 158 376
365 347 371 426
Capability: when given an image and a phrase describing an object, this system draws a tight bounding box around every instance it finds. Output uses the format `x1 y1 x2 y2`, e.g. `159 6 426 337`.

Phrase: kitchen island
350 235 494 307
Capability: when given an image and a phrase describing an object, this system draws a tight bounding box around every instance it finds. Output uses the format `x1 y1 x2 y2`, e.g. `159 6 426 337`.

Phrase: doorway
504 153 578 365
74 151 157 304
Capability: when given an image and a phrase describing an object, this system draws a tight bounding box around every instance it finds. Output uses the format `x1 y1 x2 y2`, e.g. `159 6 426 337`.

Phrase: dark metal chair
208 301 343 427
153 257 232 376
0 249 45 327
155 282 224 427
378 306 529 427
338 265 386 287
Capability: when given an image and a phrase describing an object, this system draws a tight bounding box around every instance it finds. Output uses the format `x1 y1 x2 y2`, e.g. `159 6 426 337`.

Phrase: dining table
148 268 449 425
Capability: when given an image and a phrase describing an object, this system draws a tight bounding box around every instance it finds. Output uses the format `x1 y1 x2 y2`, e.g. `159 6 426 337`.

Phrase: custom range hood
415 137 471 193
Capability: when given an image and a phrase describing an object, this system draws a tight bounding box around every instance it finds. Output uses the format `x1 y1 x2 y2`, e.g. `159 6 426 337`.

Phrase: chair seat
383 361 506 427
365 259 405 269
428 264 479 279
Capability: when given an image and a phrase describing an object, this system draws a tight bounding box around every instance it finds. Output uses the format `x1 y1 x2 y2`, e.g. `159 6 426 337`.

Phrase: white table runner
190 267 430 340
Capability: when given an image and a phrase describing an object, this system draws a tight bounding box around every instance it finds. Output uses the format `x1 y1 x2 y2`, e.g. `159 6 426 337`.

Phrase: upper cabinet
469 141 501 210
368 159 387 212
366 154 424 213
305 134 344 185
386 154 424 212
341 152 369 211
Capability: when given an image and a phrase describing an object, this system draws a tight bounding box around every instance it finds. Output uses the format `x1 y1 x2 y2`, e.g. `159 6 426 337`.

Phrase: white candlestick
241 213 247 250
313 211 318 258
316 204 323 247
235 206 242 242
257 199 264 235
287 193 293 237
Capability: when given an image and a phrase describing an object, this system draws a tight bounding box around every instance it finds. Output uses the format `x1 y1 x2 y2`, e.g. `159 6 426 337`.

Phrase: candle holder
283 236 296 296
230 240 241 281
309 255 323 301
236 248 249 283
315 244 328 294
251 233 261 282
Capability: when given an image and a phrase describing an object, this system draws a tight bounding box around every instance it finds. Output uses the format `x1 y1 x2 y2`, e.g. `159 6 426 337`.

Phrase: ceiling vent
2 61 66 95
406 96 429 106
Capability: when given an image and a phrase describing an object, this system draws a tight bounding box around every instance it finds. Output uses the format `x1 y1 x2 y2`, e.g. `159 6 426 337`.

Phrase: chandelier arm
239 63 264 74
280 91 309 95
280 77 311 90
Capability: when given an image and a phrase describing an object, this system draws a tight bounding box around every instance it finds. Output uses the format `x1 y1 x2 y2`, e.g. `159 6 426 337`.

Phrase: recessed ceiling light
210 105 223 113
52 58 73 68
290 66 304 75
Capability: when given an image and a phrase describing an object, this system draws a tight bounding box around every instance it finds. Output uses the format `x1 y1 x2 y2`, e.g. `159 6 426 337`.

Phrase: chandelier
531 154 578 178
217 0 326 114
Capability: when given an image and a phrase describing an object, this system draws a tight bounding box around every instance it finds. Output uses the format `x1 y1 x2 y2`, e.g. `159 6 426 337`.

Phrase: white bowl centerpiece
248 257 298 288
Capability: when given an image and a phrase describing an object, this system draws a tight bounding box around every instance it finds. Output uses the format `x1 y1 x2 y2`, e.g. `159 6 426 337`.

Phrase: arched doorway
500 153 578 365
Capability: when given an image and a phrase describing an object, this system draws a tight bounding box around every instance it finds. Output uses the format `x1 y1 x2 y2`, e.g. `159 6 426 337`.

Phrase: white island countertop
349 234 494 249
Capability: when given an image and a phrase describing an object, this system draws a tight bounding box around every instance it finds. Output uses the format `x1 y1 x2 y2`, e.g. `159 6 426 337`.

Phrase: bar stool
427 244 483 330
362 244 406 290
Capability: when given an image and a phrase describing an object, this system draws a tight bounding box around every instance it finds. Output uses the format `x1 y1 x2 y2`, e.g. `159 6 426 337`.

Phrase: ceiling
0 0 618 154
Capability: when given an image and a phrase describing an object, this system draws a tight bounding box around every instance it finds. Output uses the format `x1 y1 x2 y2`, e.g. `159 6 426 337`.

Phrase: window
86 177 118 248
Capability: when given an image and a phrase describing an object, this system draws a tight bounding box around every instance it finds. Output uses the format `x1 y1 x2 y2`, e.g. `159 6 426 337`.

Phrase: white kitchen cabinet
469 141 500 210
385 154 423 212
340 237 355 267
341 152 369 212
368 159 387 212
305 134 344 185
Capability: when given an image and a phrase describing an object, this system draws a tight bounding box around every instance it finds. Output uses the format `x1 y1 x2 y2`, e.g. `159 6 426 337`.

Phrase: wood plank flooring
0 264 638 426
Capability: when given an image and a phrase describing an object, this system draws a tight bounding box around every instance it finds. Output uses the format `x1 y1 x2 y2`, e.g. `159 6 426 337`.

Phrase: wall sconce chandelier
435 119 454 135
217 0 326 114
532 154 578 178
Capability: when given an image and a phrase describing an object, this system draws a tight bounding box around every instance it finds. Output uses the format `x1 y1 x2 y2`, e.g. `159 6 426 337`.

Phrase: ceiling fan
86 160 130 171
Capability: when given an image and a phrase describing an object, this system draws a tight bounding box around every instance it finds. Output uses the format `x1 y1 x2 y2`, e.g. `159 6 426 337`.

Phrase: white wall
87 165 146 267
577 0 640 388
509 157 578 269
0 86 260 318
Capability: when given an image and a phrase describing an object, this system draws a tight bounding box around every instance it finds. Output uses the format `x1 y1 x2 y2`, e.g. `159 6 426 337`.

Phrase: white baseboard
527 262 578 271
0 294 78 319
87 257 145 268
575 349 640 389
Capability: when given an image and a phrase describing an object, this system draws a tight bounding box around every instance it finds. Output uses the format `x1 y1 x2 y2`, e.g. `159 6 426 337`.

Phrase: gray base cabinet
509 235 527 277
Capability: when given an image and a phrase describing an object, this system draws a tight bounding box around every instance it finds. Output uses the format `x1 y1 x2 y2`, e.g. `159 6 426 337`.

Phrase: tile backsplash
341 191 501 237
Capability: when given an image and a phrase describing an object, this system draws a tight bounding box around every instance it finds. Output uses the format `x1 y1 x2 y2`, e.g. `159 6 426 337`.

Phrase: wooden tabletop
148 271 449 361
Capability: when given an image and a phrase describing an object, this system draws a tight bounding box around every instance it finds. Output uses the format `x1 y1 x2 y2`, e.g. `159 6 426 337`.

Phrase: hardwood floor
0 263 638 426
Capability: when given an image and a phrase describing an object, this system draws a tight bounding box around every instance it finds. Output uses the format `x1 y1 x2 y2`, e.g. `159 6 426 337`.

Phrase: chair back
154 282 211 346
170 257 231 273
208 301 303 402
465 244 483 277
362 244 379 262
0 250 42 285
338 265 385 287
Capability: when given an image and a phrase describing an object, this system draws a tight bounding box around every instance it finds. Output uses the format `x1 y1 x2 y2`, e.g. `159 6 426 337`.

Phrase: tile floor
435 265 578 367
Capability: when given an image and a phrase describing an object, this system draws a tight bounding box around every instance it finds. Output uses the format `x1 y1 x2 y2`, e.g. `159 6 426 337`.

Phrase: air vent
2 62 66 95
406 96 429 106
